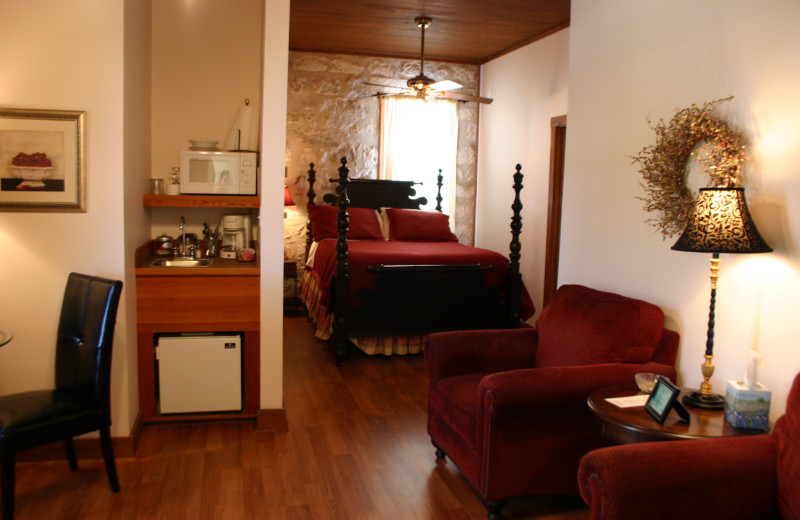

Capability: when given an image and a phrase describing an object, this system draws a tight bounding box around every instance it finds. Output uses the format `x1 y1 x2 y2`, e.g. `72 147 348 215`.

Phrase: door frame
542 115 567 308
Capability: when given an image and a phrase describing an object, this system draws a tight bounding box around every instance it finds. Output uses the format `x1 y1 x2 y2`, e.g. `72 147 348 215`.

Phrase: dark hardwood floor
11 316 590 519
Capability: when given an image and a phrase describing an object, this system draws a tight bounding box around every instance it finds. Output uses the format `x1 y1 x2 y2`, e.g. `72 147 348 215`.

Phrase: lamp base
682 390 725 410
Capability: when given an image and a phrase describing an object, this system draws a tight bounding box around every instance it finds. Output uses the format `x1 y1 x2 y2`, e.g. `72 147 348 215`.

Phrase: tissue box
725 380 771 431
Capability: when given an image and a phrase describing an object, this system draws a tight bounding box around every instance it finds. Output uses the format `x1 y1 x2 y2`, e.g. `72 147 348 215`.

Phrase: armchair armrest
578 435 780 520
478 362 676 415
424 328 539 384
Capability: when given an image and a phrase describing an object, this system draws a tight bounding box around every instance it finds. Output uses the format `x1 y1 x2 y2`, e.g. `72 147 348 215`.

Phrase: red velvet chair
425 284 679 519
578 371 800 520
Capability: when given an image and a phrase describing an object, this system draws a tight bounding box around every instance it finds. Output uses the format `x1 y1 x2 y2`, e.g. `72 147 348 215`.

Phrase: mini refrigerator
157 333 242 414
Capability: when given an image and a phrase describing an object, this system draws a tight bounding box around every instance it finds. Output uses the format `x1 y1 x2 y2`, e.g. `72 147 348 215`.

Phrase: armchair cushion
536 284 665 367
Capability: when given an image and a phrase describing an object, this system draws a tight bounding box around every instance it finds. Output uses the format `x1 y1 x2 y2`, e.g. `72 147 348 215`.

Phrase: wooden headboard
306 158 442 211
321 179 426 209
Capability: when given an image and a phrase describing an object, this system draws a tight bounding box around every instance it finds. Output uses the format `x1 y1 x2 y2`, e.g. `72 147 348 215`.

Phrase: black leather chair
0 273 123 519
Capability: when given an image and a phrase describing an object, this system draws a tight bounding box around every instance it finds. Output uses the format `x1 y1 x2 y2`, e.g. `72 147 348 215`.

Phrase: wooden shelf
143 194 260 208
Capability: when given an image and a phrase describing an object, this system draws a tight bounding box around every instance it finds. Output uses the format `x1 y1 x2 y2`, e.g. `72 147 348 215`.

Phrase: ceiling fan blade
362 81 409 91
355 92 391 99
429 80 463 92
436 91 494 104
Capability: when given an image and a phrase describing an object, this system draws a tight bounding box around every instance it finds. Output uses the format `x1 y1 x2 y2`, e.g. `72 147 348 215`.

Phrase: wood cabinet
135 243 260 423
139 194 261 422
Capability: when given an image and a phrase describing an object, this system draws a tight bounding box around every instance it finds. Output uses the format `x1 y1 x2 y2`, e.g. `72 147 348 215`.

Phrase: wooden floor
11 316 590 519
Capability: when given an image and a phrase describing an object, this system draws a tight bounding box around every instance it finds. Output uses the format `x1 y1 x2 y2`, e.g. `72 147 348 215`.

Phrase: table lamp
671 186 772 409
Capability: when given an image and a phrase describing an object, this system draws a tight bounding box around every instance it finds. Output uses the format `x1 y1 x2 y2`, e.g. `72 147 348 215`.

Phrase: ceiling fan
365 17 493 105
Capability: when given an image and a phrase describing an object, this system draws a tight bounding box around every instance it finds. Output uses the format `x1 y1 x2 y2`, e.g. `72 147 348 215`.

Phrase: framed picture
0 108 86 212
645 375 690 424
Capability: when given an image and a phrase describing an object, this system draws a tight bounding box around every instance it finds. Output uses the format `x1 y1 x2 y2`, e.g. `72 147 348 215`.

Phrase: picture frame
645 375 690 424
0 107 86 212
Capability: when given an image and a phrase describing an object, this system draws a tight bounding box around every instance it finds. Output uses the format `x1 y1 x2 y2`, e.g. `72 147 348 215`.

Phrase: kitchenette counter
135 241 259 276
134 240 260 423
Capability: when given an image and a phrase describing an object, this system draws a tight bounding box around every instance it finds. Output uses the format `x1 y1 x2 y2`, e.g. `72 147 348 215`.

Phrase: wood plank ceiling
289 0 571 65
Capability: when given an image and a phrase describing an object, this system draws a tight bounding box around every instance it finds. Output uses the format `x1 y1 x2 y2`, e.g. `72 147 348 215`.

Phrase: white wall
260 0 290 410
560 0 800 421
476 29 570 320
0 0 137 435
150 0 263 181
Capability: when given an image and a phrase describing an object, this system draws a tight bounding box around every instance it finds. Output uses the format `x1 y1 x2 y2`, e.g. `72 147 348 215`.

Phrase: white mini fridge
157 334 242 414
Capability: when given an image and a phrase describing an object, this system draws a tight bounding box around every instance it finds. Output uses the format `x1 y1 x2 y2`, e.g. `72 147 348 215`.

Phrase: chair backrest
55 273 123 417
774 372 800 520
535 284 667 368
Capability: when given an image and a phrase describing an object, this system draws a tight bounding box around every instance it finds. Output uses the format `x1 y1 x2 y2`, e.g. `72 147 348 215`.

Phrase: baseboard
256 408 288 431
17 412 144 463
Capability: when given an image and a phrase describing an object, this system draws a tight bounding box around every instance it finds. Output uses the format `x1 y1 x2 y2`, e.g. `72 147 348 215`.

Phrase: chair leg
484 500 506 520
432 441 446 460
1 450 16 520
63 438 78 471
99 427 120 492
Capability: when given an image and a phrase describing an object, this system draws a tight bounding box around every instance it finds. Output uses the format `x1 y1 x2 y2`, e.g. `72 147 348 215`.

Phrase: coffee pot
220 214 251 259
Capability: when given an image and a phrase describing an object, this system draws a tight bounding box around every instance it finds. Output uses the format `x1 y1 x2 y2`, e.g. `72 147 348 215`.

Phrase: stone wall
283 51 480 269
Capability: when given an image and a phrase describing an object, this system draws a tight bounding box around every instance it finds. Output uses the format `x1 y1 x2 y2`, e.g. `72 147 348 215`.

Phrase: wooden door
543 115 567 308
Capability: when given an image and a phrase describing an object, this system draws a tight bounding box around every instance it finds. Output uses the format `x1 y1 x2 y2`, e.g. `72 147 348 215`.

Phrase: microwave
179 151 258 195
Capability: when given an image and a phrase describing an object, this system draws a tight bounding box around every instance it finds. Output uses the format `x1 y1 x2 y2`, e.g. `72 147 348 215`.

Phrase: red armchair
578 371 800 520
425 284 679 519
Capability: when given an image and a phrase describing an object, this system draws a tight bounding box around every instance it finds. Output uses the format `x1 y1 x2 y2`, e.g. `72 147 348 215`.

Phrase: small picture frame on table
645 375 690 424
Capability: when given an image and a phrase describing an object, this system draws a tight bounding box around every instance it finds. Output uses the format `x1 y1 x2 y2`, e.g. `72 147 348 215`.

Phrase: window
379 96 458 220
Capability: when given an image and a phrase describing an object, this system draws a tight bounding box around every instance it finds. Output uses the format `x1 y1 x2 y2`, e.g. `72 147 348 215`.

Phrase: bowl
635 372 657 393
188 139 219 149
10 166 54 188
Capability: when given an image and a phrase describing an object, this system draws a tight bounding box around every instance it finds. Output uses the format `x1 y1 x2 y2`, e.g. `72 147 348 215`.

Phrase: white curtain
379 96 458 219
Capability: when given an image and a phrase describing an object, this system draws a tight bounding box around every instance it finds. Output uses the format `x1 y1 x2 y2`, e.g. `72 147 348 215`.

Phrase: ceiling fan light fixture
361 16 493 104
407 73 435 90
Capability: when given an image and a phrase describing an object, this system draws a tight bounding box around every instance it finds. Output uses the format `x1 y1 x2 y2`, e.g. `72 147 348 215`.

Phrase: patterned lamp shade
671 187 772 254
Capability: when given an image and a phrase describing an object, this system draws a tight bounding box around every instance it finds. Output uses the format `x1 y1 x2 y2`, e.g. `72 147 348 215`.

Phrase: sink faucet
180 216 187 257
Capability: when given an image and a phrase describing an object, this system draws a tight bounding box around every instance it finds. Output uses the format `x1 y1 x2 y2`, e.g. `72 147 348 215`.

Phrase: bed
300 157 533 364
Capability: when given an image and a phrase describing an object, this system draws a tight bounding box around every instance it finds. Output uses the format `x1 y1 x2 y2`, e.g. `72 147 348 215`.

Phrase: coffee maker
220 214 251 259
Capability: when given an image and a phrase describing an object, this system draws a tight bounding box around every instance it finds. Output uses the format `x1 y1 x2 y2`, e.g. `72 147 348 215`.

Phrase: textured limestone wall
283 51 480 269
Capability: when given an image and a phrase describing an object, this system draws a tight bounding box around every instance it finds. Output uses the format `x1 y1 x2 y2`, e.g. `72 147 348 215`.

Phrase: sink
149 258 213 268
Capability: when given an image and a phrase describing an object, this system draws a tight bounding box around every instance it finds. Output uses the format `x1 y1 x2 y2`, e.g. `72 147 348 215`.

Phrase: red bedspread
309 239 534 320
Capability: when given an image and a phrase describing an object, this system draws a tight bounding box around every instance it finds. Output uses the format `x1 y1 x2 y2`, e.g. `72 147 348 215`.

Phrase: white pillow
377 207 391 240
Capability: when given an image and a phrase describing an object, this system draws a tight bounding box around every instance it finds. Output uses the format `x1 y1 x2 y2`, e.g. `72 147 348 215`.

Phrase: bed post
435 169 443 213
333 157 350 365
507 164 524 327
305 163 317 259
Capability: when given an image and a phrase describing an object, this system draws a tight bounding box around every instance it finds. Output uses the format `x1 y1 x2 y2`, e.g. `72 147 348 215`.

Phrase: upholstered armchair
425 284 679 520
578 371 800 520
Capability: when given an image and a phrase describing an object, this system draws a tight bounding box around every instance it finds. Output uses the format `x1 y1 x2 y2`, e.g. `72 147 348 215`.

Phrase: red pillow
535 285 665 368
385 208 458 241
307 205 384 241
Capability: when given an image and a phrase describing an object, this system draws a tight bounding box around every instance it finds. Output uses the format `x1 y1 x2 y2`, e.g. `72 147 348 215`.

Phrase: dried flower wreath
632 97 747 238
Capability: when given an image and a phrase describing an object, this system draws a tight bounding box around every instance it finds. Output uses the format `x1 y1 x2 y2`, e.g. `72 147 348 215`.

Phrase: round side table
588 385 764 444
